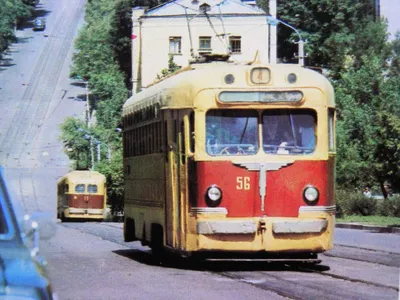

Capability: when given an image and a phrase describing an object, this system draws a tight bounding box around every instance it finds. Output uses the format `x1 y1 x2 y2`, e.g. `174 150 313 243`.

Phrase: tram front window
88 185 98 193
75 184 85 193
206 110 258 156
262 109 316 154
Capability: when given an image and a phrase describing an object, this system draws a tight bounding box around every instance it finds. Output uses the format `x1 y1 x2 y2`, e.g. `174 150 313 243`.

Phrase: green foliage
337 215 400 227
0 0 31 56
63 0 134 210
350 196 378 216
276 0 377 77
157 54 181 80
59 117 90 170
255 0 269 14
334 30 400 192
336 189 378 216
95 149 124 213
379 196 400 217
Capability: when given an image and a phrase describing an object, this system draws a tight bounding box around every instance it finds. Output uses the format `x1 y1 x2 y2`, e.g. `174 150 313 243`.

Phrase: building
131 0 277 94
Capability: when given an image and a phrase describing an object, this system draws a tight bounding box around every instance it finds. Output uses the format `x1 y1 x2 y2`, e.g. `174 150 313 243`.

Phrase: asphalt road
0 1 399 300
0 0 87 214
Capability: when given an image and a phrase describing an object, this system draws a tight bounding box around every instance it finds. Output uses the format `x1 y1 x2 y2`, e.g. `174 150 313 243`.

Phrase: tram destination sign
219 91 303 103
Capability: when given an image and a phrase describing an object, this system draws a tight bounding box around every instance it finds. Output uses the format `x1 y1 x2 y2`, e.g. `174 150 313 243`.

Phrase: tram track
0 0 85 168
216 264 397 300
62 222 399 300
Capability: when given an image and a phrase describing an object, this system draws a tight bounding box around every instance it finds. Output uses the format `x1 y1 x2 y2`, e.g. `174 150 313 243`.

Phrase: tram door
164 110 179 248
164 110 189 249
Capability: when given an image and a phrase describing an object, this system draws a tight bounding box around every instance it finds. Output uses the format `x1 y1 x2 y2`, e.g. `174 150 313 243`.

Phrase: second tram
57 170 107 221
122 61 336 262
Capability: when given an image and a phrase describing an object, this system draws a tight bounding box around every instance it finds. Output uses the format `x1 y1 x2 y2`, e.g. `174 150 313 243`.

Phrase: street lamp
266 16 305 66
78 128 111 170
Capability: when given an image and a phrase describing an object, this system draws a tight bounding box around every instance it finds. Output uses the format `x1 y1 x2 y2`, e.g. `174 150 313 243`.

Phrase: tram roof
123 62 335 115
58 171 106 184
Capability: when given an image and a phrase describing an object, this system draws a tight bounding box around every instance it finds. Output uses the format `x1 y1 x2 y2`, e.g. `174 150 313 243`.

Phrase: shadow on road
113 249 330 272
0 58 16 68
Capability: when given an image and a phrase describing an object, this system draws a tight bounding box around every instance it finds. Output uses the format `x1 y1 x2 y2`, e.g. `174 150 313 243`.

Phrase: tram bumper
192 215 334 253
64 208 105 219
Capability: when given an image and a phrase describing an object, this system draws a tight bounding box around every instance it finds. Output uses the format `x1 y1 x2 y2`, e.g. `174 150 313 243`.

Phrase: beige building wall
131 1 277 93
139 16 270 87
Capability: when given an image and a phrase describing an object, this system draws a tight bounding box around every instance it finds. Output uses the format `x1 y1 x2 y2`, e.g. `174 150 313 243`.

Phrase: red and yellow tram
57 170 107 221
122 61 336 262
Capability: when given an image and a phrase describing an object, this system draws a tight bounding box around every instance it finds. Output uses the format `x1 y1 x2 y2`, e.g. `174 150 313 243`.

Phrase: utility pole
85 81 94 170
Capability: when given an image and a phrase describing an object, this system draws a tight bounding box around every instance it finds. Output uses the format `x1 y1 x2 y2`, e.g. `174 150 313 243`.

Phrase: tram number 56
236 176 250 190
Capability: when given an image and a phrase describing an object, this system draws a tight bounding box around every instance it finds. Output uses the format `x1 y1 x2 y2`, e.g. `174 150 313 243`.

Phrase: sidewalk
336 222 400 234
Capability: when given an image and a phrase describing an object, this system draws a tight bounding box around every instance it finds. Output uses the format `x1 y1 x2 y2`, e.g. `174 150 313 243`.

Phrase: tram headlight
303 186 319 204
205 185 222 207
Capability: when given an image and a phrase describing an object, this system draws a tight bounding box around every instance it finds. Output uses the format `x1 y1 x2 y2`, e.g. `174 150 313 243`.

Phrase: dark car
0 167 56 300
33 18 46 31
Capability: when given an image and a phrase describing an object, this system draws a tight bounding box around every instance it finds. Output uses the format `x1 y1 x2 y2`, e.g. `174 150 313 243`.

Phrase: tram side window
189 112 195 153
262 109 316 154
206 110 258 156
64 184 69 193
75 184 85 193
328 108 335 152
88 185 98 194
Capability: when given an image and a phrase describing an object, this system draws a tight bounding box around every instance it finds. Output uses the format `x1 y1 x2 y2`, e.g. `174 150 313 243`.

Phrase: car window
0 179 10 235
0 199 8 234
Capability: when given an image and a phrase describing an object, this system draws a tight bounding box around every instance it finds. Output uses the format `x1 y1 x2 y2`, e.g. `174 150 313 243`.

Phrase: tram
57 170 107 221
122 60 336 262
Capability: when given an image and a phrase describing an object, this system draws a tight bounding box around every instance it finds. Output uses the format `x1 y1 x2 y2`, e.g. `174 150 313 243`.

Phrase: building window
169 37 181 54
199 36 211 52
229 36 241 53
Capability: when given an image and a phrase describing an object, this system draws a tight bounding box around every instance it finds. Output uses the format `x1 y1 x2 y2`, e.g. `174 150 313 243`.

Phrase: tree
0 0 31 57
335 26 400 196
274 0 377 78
62 0 132 211
60 117 91 170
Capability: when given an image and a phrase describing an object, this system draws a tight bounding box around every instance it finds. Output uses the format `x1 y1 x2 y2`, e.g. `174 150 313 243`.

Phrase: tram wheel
151 225 165 262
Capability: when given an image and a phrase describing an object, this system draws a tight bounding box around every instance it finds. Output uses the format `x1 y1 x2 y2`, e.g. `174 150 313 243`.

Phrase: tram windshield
75 184 85 193
206 110 258 156
87 185 98 193
206 109 316 156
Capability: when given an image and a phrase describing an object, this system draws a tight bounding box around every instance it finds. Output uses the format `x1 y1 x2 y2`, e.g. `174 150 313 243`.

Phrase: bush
336 189 378 216
378 195 400 217
350 196 378 216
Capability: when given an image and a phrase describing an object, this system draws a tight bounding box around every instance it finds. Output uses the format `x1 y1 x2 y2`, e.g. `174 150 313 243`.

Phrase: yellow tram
122 61 335 262
57 170 107 221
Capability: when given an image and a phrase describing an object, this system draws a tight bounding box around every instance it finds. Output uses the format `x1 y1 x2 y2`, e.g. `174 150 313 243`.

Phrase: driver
263 115 294 148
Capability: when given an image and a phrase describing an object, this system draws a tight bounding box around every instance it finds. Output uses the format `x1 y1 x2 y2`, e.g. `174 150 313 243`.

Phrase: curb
336 223 400 234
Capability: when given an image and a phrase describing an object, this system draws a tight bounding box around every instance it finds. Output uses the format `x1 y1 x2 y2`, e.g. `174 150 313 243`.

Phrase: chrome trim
299 205 336 213
197 220 257 234
68 208 104 214
272 220 328 234
191 207 228 214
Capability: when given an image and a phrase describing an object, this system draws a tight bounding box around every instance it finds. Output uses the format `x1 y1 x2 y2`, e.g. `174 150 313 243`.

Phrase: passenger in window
297 114 316 150
263 115 294 151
